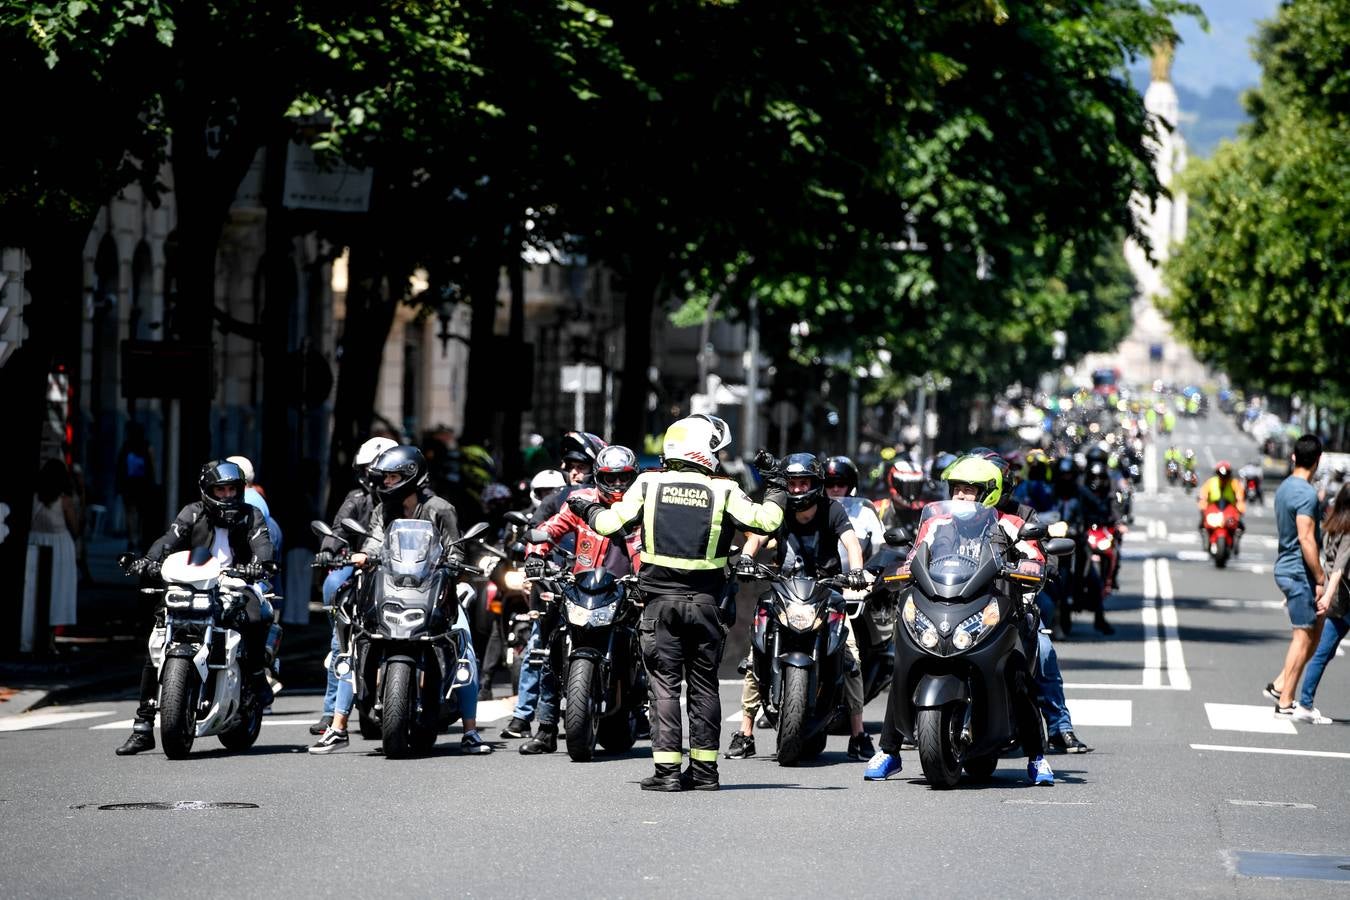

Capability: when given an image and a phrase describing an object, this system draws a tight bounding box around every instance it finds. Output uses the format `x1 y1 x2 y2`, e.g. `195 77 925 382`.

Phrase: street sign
560 364 602 394
1149 342 1164 362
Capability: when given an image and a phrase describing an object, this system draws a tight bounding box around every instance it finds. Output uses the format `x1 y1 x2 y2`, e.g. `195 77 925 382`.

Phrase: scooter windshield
385 519 439 581
915 501 999 588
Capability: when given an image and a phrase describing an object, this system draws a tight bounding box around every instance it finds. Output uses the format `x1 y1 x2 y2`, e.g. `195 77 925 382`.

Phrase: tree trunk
324 242 399 518
260 135 296 497
500 241 526 479
0 224 88 653
460 236 503 448
615 266 658 449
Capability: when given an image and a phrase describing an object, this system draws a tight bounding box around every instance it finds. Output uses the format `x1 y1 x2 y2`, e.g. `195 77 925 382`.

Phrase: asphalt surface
2 412 1348 898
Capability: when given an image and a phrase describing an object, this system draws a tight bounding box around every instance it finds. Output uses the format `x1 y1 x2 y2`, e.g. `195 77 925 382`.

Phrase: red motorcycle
1204 501 1242 568
1086 522 1119 596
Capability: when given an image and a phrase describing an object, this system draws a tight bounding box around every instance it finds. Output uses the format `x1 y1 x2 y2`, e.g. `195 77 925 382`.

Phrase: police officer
568 417 786 791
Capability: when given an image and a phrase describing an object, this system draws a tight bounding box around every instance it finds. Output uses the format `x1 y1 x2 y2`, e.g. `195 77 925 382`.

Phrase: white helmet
689 413 731 454
663 416 719 473
529 468 567 509
355 436 399 468
225 455 256 484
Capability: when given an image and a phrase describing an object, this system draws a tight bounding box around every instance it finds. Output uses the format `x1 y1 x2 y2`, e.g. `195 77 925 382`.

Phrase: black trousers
135 594 269 723
638 594 726 765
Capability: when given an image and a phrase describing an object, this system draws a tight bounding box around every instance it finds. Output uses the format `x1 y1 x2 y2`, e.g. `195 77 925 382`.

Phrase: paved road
2 413 1348 897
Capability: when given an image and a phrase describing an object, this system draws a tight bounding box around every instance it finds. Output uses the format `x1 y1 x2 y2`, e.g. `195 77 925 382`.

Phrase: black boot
115 722 156 756
679 760 720 791
519 724 557 755
1093 611 1115 635
641 763 684 792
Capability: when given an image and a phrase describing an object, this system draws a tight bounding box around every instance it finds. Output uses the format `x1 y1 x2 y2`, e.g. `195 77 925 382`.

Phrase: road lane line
0 710 115 732
1191 744 1350 760
1063 682 1172 690
1142 558 1163 687
1204 703 1297 735
91 717 322 730
1144 443 1158 494
1156 558 1190 690
1064 698 1132 726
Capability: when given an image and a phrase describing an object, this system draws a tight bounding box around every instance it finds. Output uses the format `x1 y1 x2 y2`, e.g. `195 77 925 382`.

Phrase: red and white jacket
531 487 642 577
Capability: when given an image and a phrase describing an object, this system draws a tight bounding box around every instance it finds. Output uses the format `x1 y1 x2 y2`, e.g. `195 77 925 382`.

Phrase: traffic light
0 247 31 369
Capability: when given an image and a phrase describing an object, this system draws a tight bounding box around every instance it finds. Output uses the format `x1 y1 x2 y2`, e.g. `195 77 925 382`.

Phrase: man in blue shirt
1266 434 1327 715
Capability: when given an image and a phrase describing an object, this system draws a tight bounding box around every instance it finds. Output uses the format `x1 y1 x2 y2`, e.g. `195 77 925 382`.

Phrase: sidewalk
1 533 330 717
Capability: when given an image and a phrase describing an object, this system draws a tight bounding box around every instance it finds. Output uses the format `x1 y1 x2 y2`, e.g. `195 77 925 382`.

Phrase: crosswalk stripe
1192 744 1350 760
1204 703 1297 735
1064 698 1132 727
0 710 115 732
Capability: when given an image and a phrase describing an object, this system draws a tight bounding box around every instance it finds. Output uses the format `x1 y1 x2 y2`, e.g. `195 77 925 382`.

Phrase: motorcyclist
1048 457 1113 635
1198 460 1246 552
1182 448 1197 475
115 460 276 756
1012 448 1056 513
499 435 606 740
879 457 926 530
1081 459 1123 618
528 468 566 512
823 456 886 558
865 455 1055 785
1238 462 1264 506
727 453 875 762
507 445 643 753
308 435 396 735
312 445 490 755
567 416 786 791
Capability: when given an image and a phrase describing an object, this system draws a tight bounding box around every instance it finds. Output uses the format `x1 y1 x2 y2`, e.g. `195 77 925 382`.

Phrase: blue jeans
321 566 354 715
1037 630 1073 736
510 622 559 725
1300 615 1348 708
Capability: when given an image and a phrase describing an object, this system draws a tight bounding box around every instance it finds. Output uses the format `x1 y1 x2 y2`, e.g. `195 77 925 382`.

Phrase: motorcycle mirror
311 519 337 540
504 510 530 528
455 521 491 544
883 526 911 547
341 517 371 538
1044 537 1076 557
1018 522 1048 542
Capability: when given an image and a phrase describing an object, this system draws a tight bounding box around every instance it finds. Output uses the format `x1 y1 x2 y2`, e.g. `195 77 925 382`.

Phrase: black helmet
823 456 859 495
199 460 248 527
1085 460 1111 496
782 452 824 511
369 445 428 504
1084 444 1110 465
560 431 607 467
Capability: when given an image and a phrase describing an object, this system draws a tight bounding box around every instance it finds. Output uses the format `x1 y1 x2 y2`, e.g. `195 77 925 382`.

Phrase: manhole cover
71 801 258 811
1230 851 1350 882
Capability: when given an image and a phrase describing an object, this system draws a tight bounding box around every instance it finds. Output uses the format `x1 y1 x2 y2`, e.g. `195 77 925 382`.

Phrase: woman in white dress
22 459 80 654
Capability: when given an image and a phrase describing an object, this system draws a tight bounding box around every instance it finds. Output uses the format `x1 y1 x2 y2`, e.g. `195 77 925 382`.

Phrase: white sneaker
1291 705 1332 725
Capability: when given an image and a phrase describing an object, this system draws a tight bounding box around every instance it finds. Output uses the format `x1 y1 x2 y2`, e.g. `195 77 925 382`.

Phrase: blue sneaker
863 751 902 781
1027 756 1054 785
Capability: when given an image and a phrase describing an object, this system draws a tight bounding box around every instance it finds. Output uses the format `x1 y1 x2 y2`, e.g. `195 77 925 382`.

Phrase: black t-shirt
775 498 854 576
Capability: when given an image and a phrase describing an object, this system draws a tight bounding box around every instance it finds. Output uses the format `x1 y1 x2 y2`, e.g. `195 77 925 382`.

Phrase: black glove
567 495 603 524
734 556 757 579
753 448 786 489
524 556 548 579
845 569 870 591
312 550 339 568
127 556 156 577
237 562 266 582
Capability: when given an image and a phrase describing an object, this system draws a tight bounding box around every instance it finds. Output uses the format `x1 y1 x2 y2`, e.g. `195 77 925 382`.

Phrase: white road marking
1192 744 1350 760
91 718 316 730
1156 558 1190 690
1205 598 1285 610
1064 698 1132 727
1204 703 1297 735
1226 799 1317 809
1063 682 1173 691
0 710 115 732
1156 519 1169 540
474 699 515 723
1142 558 1163 687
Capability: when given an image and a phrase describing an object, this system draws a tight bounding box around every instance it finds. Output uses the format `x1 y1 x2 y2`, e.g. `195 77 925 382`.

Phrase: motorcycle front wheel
564 658 601 761
916 704 963 789
159 656 199 760
1212 534 1229 569
775 666 810 767
381 660 415 759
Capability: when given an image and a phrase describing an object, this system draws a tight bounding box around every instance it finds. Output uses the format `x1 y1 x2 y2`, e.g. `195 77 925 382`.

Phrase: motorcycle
1165 459 1180 485
738 561 851 766
1203 501 1242 569
339 517 489 758
536 564 647 761
1244 475 1263 505
119 549 280 759
465 511 533 694
1086 522 1118 597
881 500 1074 788
1182 468 1198 493
854 527 910 704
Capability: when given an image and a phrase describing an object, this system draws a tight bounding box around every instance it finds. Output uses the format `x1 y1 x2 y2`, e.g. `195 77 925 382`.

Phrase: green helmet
941 456 1004 508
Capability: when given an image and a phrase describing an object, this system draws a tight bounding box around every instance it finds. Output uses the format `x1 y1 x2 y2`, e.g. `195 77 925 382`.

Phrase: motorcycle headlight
1205 511 1225 528
566 601 617 628
503 568 527 591
1048 522 1069 538
382 605 426 628
191 593 212 611
902 597 938 649
778 600 819 631
164 589 193 608
953 599 1001 651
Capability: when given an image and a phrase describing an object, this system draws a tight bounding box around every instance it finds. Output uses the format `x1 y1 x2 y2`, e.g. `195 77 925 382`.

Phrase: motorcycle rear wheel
597 708 638 753
916 704 963 789
565 658 601 761
159 657 199 760
381 660 415 759
775 666 810 767
217 699 262 752
962 753 999 780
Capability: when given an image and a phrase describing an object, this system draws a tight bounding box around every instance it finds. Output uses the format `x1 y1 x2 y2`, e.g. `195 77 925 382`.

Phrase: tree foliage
1162 0 1350 412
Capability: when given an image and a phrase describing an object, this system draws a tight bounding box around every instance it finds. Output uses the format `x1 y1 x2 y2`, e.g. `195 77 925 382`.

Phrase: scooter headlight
778 600 819 631
902 597 938 649
1205 511 1225 528
953 599 1001 651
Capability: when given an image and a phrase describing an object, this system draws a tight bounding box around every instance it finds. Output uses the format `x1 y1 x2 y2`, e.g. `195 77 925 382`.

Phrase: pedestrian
114 422 155 553
1265 434 1326 717
21 459 80 654
1296 482 1350 723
